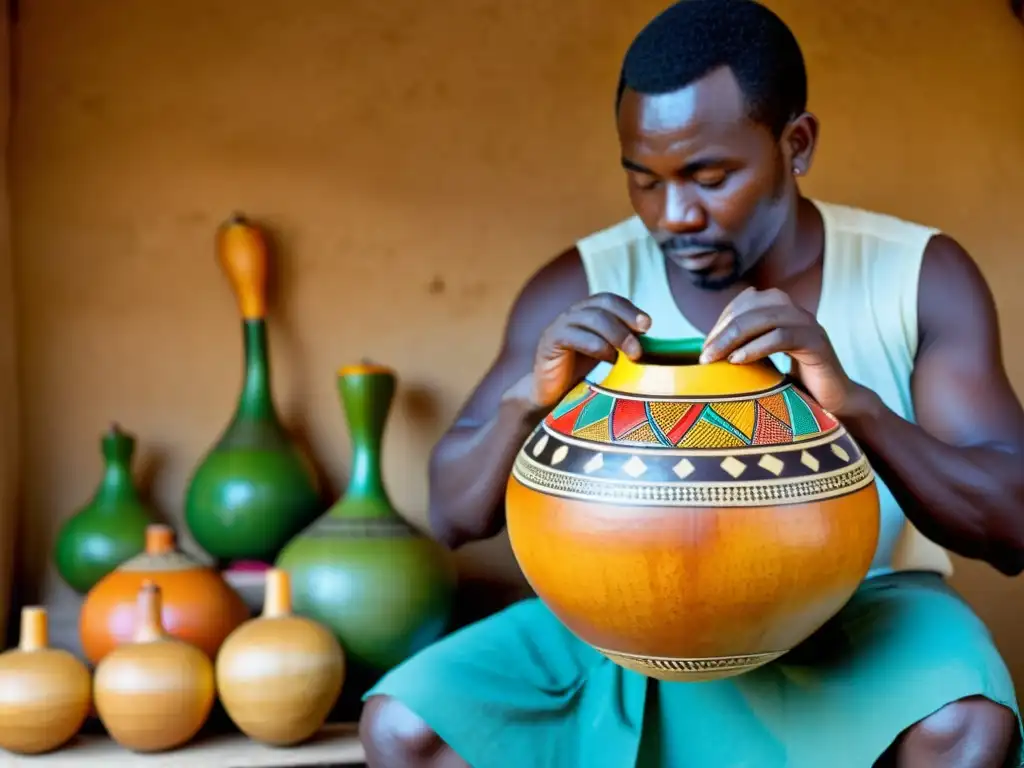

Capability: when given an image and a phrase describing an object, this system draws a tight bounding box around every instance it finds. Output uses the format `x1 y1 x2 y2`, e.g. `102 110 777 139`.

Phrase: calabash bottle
184 214 323 563
275 364 457 673
53 423 152 593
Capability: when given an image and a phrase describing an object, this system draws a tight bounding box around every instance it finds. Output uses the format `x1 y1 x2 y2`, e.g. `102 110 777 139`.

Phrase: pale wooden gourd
215 567 345 745
0 606 92 754
93 580 215 752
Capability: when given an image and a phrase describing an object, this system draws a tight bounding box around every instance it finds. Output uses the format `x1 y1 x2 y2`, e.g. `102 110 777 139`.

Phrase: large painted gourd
506 337 880 681
0 607 92 754
276 364 457 673
53 423 153 593
184 213 323 563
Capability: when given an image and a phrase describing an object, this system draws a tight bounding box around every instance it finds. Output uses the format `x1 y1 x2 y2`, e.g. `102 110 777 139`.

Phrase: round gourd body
506 341 880 681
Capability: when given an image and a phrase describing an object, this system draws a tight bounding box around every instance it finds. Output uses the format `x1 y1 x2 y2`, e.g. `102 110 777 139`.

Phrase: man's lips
667 249 724 271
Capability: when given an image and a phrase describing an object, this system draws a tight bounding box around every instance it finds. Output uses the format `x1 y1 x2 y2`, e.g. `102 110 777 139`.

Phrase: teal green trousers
365 571 1022 767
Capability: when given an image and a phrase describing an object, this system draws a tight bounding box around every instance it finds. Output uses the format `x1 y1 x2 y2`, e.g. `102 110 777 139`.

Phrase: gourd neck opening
599 336 784 398
634 336 704 366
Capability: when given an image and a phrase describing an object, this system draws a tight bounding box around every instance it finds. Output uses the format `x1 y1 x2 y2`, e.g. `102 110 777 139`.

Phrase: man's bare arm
426 250 585 548
427 248 650 549
841 235 1024 575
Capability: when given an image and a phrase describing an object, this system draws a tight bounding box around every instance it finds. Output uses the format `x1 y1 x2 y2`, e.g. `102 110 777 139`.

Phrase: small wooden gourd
0 607 92 754
216 568 345 745
93 580 215 753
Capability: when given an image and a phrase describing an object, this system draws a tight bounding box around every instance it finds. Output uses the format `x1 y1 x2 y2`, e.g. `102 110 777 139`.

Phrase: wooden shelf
4 723 366 767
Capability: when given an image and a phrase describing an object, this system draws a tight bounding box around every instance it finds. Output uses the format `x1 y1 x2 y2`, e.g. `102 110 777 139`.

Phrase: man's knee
902 696 1017 766
359 694 449 767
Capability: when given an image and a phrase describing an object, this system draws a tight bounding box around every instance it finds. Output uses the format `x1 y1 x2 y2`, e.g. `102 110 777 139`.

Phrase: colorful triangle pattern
544 382 836 449
611 399 648 439
753 403 792 444
782 387 820 438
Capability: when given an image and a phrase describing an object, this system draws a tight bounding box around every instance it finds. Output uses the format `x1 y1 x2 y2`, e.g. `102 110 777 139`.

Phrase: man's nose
659 182 707 234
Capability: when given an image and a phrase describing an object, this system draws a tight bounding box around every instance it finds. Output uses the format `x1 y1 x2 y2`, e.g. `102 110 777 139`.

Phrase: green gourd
54 423 152 594
184 214 323 563
275 363 458 673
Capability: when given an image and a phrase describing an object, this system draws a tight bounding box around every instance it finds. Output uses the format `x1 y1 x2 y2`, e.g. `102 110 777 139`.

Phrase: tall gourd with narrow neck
275 364 457 675
184 214 323 563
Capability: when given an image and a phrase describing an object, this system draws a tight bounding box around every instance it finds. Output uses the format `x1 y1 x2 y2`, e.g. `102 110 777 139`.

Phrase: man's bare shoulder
917 233 1000 352
505 214 647 349
504 247 589 350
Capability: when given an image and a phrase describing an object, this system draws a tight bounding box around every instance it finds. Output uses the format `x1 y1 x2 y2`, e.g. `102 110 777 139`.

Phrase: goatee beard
687 258 743 291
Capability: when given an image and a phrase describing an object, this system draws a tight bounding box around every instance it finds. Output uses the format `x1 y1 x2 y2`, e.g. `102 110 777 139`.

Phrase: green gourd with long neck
54 424 152 594
184 214 323 563
275 364 458 674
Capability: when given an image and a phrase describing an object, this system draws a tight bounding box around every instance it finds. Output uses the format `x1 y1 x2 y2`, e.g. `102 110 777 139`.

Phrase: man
360 1 1024 765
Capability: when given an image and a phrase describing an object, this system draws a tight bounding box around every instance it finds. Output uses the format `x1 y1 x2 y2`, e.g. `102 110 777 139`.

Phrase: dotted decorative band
511 451 875 508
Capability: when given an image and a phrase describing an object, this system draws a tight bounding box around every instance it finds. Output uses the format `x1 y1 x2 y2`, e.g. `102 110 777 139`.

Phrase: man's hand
529 293 651 409
699 286 869 416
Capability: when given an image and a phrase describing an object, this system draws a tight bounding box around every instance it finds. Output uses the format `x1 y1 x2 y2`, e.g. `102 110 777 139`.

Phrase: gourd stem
134 581 165 643
144 524 176 555
336 366 395 514
234 320 277 422
262 568 292 618
93 464 139 506
18 607 48 652
93 424 142 508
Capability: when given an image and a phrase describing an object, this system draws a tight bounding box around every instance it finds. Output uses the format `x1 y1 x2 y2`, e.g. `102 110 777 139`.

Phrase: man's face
617 67 794 290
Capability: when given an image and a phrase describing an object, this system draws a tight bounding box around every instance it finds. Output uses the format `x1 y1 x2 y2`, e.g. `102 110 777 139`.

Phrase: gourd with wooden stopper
0 607 92 754
53 423 152 593
275 364 458 675
216 568 345 746
93 580 215 753
184 213 323 563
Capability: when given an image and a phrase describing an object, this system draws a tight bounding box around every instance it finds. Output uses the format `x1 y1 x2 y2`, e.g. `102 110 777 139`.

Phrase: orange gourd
506 338 880 681
79 523 249 664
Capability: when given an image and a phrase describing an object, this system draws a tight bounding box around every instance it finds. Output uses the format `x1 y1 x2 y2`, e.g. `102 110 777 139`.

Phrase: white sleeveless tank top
576 199 953 579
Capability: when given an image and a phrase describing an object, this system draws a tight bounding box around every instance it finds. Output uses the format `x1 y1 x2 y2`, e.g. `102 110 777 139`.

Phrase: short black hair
617 0 808 137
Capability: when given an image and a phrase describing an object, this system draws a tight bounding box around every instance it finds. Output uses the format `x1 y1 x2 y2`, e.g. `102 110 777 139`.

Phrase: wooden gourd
0 607 92 754
216 568 345 746
184 213 323 563
79 523 249 664
93 580 215 752
506 337 880 681
53 423 153 594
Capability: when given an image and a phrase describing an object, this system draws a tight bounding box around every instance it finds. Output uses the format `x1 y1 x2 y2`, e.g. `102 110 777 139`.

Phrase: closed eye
692 168 730 189
633 175 662 191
